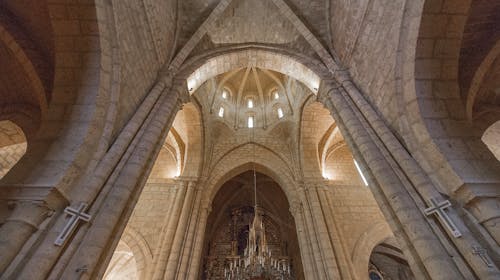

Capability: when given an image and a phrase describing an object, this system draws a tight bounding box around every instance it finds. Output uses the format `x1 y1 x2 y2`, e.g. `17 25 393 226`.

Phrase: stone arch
204 143 298 206
0 18 48 137
181 48 324 94
119 228 153 279
148 131 182 180
103 240 138 280
318 124 337 174
0 1 117 202
300 100 335 178
351 221 394 280
323 143 364 186
104 228 152 280
171 102 203 178
395 0 500 193
466 40 500 122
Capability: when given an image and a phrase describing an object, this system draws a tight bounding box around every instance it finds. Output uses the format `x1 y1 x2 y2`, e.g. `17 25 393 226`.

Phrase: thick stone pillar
289 199 317 280
186 199 211 279
320 82 463 279
339 72 500 249
335 72 500 278
316 187 355 280
0 201 52 273
163 180 197 279
319 75 500 279
8 81 175 280
175 184 203 280
150 180 188 280
303 184 340 279
56 86 183 279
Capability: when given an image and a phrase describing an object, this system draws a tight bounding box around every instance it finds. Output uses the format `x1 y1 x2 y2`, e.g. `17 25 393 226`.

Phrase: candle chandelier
223 163 293 279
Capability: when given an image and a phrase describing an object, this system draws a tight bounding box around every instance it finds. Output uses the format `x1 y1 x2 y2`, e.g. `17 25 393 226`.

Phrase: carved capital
289 200 302 217
333 69 352 85
6 200 53 229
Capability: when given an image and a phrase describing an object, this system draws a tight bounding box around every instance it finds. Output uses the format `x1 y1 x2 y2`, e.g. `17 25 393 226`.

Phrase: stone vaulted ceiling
177 0 332 63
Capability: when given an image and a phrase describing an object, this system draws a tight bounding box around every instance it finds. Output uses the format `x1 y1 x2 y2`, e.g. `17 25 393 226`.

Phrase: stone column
187 200 211 279
303 184 340 279
0 201 52 273
57 88 183 279
289 199 317 280
316 187 355 280
320 82 465 279
150 180 188 280
163 180 197 279
331 72 500 278
176 184 203 279
9 81 174 280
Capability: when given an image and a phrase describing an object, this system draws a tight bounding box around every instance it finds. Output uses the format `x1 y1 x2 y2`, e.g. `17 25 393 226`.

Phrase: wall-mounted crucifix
472 246 494 268
424 198 462 238
54 202 92 246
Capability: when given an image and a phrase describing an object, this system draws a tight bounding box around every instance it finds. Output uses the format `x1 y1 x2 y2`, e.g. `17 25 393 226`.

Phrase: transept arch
203 143 299 205
397 0 500 194
350 222 394 280
299 100 335 178
178 47 326 95
171 102 204 178
104 228 153 280
0 0 117 199
201 169 304 279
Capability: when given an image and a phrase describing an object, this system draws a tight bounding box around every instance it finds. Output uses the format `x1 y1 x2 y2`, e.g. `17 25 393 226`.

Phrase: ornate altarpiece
203 206 295 279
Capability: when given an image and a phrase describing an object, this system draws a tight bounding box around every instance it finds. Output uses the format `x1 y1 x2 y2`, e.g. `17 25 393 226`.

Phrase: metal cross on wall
472 246 494 268
424 198 462 238
54 202 92 246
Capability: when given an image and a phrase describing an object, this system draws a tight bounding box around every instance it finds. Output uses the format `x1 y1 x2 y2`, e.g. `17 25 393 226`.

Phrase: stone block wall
0 143 26 179
125 181 178 251
330 0 406 131
111 0 177 139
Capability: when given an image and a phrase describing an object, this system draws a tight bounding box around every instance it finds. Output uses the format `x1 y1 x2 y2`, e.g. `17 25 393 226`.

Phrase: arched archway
201 170 304 279
184 49 323 95
367 237 415 280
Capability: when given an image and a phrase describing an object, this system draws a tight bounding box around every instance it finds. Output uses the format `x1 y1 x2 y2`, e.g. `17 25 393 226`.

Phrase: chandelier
223 166 292 280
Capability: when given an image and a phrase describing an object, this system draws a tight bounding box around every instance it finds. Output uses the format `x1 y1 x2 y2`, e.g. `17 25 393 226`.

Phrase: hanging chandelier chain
223 126 292 279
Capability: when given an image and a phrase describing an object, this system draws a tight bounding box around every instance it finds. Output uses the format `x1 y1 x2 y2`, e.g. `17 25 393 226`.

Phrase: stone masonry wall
330 0 406 134
111 0 177 139
0 143 26 179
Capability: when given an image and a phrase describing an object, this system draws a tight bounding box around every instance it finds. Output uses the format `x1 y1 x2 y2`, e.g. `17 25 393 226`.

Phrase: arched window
218 107 224 118
248 116 254 128
222 89 228 99
247 98 254 108
273 91 279 100
277 107 284 119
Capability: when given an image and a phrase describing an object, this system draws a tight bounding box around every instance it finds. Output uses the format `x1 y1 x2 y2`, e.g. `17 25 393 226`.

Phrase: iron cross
424 198 462 238
54 202 91 246
472 246 494 267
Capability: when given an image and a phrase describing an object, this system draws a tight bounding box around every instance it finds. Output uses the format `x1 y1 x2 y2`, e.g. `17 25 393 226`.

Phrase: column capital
289 200 302 217
6 200 53 229
332 69 352 85
454 183 500 206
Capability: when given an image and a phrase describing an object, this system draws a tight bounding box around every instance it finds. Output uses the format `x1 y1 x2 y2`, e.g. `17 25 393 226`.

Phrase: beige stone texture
0 1 499 280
